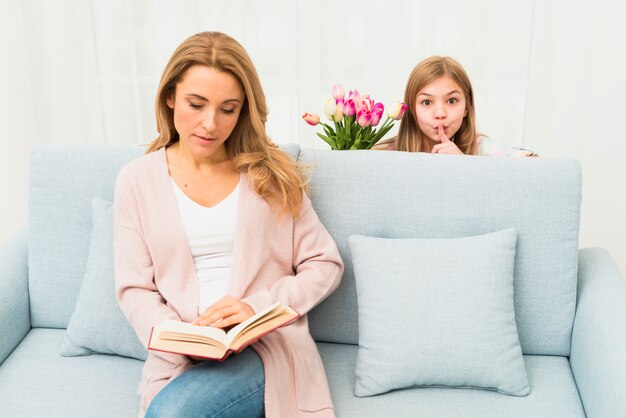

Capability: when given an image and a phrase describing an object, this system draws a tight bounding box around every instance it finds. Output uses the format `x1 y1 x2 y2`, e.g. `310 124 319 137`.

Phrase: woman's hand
192 295 255 328
431 125 464 155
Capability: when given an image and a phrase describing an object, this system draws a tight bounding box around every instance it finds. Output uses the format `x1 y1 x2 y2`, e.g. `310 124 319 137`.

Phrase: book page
225 301 281 345
155 320 228 346
149 335 226 360
226 302 298 348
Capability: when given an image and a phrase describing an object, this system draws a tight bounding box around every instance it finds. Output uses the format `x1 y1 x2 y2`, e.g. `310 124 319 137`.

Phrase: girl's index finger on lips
438 124 451 142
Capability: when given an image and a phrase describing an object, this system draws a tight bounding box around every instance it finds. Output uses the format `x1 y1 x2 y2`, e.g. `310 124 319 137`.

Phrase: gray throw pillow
60 197 147 360
349 228 529 397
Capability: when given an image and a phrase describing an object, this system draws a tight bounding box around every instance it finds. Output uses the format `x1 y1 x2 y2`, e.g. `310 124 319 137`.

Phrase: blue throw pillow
349 228 529 397
60 197 147 360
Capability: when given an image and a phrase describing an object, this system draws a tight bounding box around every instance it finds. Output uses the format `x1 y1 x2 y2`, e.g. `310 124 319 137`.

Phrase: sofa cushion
349 229 529 397
318 342 584 418
303 149 581 356
0 329 142 418
60 197 147 360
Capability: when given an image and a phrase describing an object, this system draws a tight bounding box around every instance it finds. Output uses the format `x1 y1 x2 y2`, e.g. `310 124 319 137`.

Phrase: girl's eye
189 103 203 109
421 100 432 106
448 98 458 104
222 108 236 115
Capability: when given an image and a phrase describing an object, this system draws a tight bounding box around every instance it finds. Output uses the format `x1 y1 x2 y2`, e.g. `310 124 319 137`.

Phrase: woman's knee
145 391 182 418
146 381 264 418
146 350 265 418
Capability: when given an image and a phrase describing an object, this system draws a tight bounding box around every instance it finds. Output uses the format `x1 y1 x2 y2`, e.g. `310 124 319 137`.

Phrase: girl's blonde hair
395 56 479 154
147 31 306 217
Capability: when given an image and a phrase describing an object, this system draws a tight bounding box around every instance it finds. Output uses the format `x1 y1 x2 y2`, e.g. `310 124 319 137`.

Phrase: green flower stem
345 116 353 150
370 117 395 145
319 122 338 149
316 132 337 149
351 133 362 150
312 114 397 150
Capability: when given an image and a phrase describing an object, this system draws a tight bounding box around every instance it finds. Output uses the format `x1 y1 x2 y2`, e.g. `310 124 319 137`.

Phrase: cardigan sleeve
241 193 344 316
113 165 188 367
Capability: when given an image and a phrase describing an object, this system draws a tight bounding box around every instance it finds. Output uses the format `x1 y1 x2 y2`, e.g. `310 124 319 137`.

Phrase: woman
374 55 537 156
114 31 343 418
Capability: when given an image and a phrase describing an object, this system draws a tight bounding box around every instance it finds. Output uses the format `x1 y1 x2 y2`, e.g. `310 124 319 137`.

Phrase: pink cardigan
114 148 343 417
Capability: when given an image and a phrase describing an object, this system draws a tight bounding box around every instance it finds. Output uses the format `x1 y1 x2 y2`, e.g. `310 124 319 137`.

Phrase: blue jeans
146 348 265 418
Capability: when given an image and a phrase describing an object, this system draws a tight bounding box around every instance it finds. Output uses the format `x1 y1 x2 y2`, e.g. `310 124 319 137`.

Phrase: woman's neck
168 142 231 173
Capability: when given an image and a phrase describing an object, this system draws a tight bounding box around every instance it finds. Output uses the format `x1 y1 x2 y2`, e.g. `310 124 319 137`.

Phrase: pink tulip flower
332 84 345 100
302 112 320 126
356 108 372 127
361 95 373 112
396 103 407 120
343 99 357 116
387 102 408 120
347 90 361 105
370 103 384 126
335 97 345 114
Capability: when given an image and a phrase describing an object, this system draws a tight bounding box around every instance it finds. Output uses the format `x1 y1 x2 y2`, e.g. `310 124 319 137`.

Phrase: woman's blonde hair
147 31 306 217
395 56 479 155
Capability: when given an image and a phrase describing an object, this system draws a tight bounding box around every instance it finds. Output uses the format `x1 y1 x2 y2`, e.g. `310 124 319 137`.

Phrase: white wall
1 0 625 276
523 0 626 277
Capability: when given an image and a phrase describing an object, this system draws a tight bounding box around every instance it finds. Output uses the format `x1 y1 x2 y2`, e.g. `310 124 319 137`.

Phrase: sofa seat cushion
318 342 585 418
0 328 142 417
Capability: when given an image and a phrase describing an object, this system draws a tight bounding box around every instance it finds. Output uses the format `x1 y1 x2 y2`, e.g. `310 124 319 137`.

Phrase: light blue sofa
1 144 625 417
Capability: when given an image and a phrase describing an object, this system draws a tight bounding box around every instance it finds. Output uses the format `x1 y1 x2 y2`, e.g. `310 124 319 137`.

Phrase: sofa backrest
28 144 143 328
28 144 581 356
303 149 581 356
27 143 302 329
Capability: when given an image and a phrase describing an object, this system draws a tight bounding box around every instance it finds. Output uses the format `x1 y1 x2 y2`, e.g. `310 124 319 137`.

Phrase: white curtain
3 0 538 148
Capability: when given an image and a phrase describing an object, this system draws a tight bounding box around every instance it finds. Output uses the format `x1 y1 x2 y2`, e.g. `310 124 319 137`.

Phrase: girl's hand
193 296 255 328
431 125 464 155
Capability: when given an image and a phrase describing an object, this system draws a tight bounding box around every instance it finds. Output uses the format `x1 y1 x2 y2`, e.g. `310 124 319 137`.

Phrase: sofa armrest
0 228 30 365
570 248 626 418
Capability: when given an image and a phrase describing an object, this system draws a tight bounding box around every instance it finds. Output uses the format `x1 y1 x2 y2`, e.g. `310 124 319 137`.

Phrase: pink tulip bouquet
302 85 407 150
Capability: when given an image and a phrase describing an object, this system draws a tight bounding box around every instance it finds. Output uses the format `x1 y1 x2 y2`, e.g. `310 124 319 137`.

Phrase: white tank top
170 178 239 315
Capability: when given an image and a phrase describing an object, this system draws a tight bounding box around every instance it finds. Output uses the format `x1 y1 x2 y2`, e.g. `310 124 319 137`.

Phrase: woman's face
414 75 468 145
167 65 245 161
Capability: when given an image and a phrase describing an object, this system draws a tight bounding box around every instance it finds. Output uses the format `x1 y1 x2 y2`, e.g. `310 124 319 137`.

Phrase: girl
374 55 537 156
114 31 343 418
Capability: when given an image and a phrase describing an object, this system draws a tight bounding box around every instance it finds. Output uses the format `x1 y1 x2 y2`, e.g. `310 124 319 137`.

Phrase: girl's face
414 75 468 145
167 65 245 162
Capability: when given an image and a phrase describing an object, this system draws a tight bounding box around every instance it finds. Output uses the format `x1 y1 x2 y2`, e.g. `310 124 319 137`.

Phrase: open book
148 302 300 361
